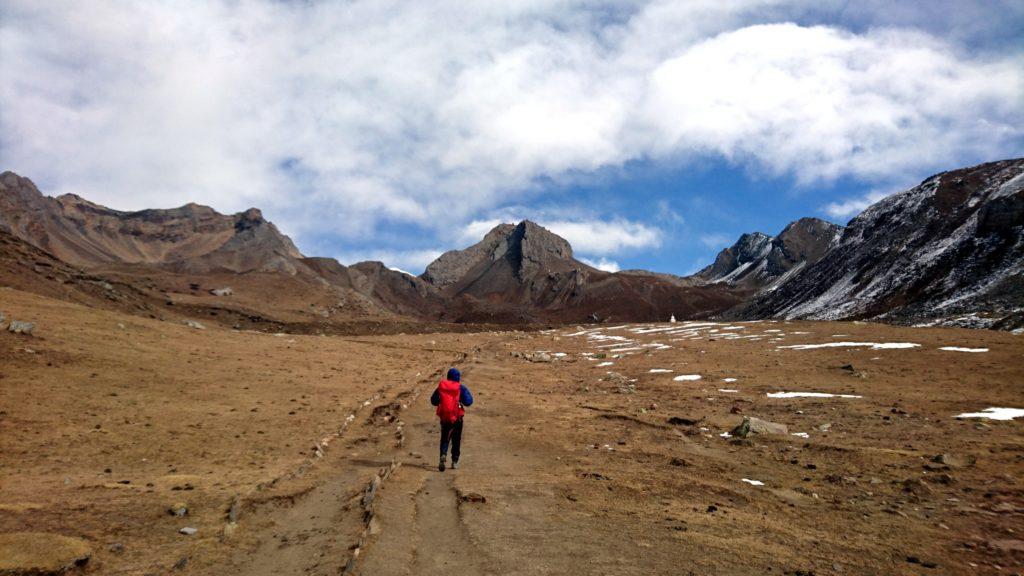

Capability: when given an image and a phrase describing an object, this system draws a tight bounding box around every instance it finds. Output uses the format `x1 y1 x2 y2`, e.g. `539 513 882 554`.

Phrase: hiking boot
451 460 459 470
438 456 446 472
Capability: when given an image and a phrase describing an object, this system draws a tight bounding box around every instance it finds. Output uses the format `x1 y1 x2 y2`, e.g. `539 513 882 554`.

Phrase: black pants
440 418 463 461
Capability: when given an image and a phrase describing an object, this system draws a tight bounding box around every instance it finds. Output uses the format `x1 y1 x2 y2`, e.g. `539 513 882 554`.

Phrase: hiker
430 367 473 472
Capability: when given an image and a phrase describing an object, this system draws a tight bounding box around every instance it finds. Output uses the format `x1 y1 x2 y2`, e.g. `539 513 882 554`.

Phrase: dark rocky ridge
734 158 1024 328
697 218 842 292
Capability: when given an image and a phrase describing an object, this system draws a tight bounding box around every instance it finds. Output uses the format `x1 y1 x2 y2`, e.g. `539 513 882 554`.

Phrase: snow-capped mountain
696 218 843 293
736 158 1024 328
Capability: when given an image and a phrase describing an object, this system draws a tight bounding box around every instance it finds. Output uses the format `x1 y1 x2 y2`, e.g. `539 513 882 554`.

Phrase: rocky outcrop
737 158 1024 328
697 218 842 293
422 220 741 322
421 224 516 288
0 171 302 273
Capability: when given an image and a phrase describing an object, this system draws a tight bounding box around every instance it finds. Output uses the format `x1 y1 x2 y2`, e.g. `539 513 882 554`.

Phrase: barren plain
1 286 1022 575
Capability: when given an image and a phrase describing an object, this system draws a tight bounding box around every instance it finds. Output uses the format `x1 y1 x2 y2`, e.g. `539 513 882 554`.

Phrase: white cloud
457 216 662 256
543 219 662 254
335 248 443 274
579 257 621 272
822 188 895 219
1 1 1021 248
699 233 733 249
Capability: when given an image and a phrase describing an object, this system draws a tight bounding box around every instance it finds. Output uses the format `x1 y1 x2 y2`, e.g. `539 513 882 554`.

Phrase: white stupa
670 314 677 323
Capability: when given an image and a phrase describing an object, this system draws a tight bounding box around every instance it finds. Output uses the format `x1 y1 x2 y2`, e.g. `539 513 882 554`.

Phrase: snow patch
673 374 702 381
778 342 919 350
767 391 862 399
955 407 1024 421
938 346 989 353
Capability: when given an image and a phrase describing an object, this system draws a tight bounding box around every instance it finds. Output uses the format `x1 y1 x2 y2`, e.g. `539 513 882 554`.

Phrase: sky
2 1 1022 275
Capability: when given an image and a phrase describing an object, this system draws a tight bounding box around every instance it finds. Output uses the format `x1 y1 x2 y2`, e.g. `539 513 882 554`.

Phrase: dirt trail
355 364 493 576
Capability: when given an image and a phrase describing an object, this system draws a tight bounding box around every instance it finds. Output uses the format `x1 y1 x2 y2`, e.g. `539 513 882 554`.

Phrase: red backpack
435 379 463 423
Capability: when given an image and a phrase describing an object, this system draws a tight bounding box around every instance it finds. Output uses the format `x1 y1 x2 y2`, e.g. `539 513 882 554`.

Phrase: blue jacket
431 383 473 408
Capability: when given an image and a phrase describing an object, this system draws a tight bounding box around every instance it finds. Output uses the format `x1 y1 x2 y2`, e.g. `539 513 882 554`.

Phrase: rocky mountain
4 158 1021 330
696 218 843 292
420 220 740 322
0 171 303 274
736 158 1024 328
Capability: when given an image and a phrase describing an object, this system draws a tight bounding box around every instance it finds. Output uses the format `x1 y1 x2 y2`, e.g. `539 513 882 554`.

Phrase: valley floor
1 287 1022 575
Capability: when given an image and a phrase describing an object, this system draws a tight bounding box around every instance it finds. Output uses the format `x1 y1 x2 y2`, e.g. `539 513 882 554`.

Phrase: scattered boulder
526 352 551 363
179 527 198 536
209 287 233 296
931 453 974 468
7 320 35 335
183 320 205 330
0 532 91 574
731 416 788 438
901 478 934 497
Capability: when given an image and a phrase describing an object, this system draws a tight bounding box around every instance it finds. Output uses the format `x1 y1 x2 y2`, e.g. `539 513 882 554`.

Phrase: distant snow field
955 408 1024 421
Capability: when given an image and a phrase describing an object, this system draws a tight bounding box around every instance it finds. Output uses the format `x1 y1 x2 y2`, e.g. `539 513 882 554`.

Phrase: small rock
168 503 188 517
931 453 974 468
183 320 205 330
731 416 788 437
817 423 832 432
901 478 933 496
7 320 35 335
179 527 198 535
209 287 233 296
527 352 552 363
458 492 486 504
108 542 125 554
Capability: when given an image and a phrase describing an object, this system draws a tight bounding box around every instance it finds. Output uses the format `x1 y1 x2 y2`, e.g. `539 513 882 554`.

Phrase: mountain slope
0 171 302 274
697 218 843 292
737 158 1024 327
421 220 741 322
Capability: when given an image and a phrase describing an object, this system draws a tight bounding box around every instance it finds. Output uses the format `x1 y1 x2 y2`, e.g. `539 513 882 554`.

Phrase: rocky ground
1 287 1022 575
